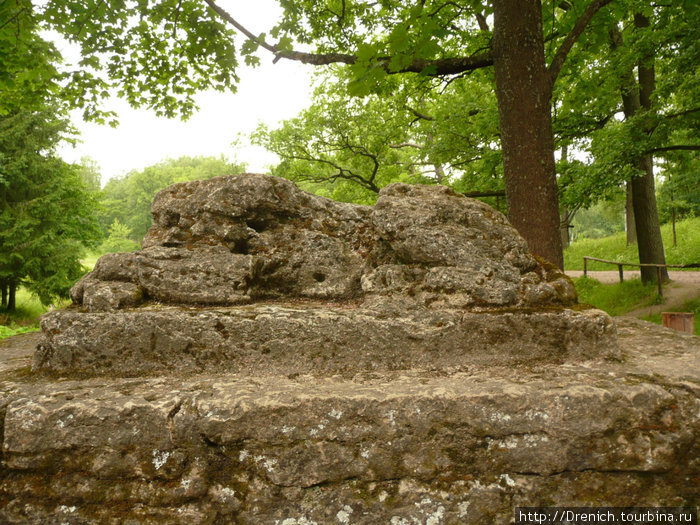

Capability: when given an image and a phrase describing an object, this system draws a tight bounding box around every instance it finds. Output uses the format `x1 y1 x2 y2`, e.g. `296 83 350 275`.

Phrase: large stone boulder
37 174 606 376
70 175 575 310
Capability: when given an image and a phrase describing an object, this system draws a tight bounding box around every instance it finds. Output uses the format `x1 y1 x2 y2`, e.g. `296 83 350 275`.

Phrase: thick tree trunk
631 156 668 282
8 281 16 312
610 21 668 284
1 281 7 308
491 0 564 268
634 13 668 283
625 181 636 245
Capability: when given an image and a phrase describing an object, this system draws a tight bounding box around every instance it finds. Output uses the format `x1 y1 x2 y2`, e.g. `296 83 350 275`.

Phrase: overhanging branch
646 145 700 154
202 0 492 75
549 0 615 84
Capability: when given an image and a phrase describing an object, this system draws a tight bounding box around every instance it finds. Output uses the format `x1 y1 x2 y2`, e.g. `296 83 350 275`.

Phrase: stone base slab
33 305 617 376
1 319 698 524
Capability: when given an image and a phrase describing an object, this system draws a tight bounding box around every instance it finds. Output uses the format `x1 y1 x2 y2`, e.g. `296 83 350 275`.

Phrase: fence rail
582 256 700 297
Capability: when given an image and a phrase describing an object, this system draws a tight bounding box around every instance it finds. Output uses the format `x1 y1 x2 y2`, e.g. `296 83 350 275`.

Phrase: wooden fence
582 256 700 297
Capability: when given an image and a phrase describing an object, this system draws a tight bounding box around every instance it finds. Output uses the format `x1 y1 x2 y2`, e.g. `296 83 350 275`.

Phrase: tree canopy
0 0 62 115
14 0 696 273
35 0 631 268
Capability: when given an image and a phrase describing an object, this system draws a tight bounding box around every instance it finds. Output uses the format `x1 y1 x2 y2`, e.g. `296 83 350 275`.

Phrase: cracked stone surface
69 175 578 311
0 319 698 523
34 305 617 376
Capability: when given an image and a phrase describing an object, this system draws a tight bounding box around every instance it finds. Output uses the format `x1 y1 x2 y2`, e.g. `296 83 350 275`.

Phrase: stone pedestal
1 176 695 523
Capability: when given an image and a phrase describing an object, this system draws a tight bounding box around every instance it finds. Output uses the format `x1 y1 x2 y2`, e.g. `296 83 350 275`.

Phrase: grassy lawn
1 251 99 340
80 252 101 271
564 217 700 271
573 277 662 316
573 276 699 335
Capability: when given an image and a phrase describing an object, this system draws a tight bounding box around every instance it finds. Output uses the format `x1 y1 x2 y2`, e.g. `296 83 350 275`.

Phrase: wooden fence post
662 312 694 334
583 258 587 278
618 264 624 282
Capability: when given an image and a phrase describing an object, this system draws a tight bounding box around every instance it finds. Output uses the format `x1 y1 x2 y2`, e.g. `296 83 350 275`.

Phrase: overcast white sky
55 0 314 185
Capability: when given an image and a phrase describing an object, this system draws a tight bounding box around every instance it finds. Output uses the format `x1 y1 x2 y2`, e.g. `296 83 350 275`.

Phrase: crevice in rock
167 400 182 421
214 321 229 339
246 219 268 233
229 238 249 254
200 433 223 448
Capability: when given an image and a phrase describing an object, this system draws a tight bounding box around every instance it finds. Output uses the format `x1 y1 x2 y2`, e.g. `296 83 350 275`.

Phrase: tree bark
630 156 668 282
633 13 668 283
492 0 564 268
7 281 16 312
610 21 668 283
625 181 636 245
1 281 7 308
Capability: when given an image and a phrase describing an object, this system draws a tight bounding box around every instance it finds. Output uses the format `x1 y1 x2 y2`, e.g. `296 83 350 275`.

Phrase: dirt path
566 270 700 317
0 331 40 373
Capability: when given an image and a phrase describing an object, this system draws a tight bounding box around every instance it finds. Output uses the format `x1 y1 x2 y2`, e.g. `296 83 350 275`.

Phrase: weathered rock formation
0 174 696 524
35 174 613 376
70 176 575 310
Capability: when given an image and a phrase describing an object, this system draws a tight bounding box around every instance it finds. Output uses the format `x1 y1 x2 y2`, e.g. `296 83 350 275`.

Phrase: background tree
77 156 103 192
0 107 102 310
255 67 506 209
98 156 245 241
550 0 700 281
99 219 141 254
1 3 104 310
253 71 438 204
657 153 700 248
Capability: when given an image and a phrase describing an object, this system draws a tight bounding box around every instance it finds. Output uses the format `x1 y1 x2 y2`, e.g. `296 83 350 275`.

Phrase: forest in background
1 0 699 317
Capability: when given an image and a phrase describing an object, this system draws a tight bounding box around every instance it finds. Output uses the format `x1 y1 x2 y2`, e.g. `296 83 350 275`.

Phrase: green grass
80 252 101 271
641 298 700 335
564 216 700 271
0 287 68 340
0 324 39 339
0 251 99 341
573 277 662 316
573 275 700 335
